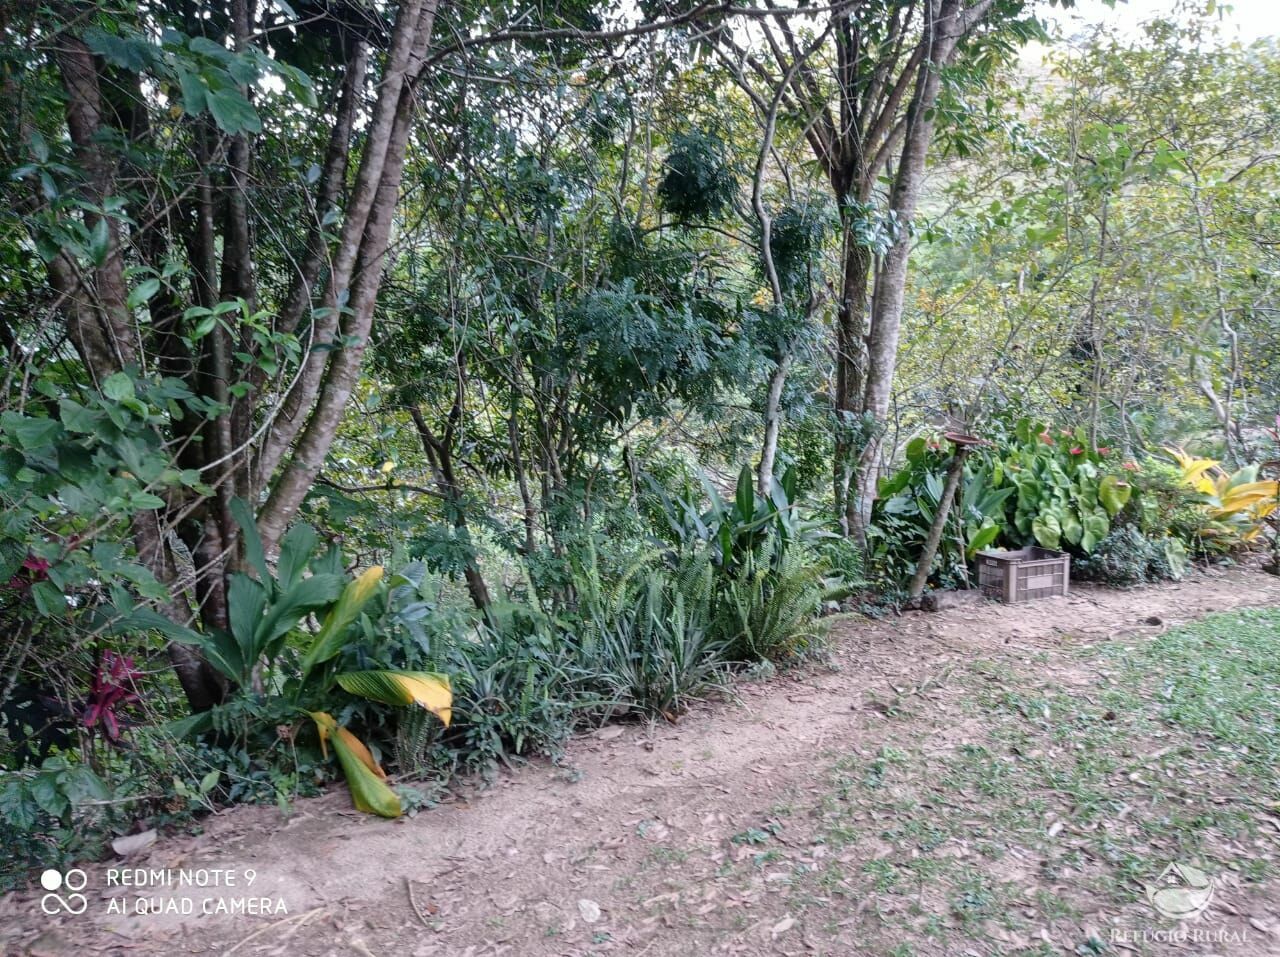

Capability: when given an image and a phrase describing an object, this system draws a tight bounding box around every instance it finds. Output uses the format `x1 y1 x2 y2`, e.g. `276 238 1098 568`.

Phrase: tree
712 0 1054 540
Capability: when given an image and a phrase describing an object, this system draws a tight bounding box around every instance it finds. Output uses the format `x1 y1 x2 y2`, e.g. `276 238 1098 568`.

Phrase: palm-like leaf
337 669 452 727
311 711 401 818
300 566 384 674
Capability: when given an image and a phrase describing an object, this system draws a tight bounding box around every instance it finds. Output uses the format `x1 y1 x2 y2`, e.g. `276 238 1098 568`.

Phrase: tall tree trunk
757 353 793 496
833 234 872 536
256 0 441 552
848 0 969 542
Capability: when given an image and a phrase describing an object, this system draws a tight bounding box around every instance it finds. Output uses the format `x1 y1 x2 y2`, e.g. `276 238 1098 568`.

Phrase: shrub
713 543 826 662
575 554 730 719
1072 527 1187 586
440 610 580 775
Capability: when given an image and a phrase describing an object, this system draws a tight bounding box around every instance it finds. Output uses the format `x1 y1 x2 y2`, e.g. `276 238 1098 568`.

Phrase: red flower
1122 461 1139 471
1096 446 1110 455
5 555 50 592
1038 432 1054 445
1070 446 1083 455
83 651 142 742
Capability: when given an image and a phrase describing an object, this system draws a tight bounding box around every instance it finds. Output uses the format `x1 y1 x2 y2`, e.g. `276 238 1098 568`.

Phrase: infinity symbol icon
39 868 88 915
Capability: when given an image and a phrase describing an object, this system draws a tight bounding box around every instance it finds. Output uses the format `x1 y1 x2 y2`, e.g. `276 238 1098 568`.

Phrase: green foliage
440 610 581 775
0 371 210 627
575 552 730 719
658 130 739 222
0 756 111 889
998 419 1119 553
1072 527 1187 587
765 203 828 295
712 542 826 663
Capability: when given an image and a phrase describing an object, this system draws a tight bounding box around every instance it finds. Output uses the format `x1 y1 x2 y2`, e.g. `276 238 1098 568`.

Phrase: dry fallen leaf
771 916 795 936
111 829 157 857
578 899 602 923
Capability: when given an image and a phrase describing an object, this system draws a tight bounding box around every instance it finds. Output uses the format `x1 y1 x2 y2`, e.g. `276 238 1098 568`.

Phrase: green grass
713 607 1280 955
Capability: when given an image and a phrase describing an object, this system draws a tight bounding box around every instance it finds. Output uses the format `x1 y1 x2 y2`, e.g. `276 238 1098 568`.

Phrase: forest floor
6 566 1280 957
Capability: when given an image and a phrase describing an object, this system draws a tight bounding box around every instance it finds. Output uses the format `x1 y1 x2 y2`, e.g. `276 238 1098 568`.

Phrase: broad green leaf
102 372 136 402
1098 475 1132 516
207 88 262 135
336 670 452 727
256 572 344 659
165 710 215 740
229 498 269 583
225 572 266 676
1031 511 1061 550
300 566 384 674
277 523 319 588
735 464 754 520
127 278 161 310
1060 509 1083 546
31 581 67 616
1080 510 1110 554
59 399 98 434
965 523 1000 558
2 412 61 449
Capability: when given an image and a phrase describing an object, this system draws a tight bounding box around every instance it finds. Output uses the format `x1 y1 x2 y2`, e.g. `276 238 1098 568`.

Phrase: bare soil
5 566 1280 957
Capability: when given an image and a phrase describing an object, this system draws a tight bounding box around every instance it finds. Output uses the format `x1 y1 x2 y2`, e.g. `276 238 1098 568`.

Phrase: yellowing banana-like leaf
310 711 401 818
300 566 384 675
1165 447 1220 491
337 670 452 727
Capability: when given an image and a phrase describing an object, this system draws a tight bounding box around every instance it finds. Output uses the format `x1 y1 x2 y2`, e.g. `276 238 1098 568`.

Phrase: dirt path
6 567 1280 957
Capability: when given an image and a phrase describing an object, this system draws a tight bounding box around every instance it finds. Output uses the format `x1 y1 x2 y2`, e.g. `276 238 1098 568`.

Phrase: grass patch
721 607 1280 955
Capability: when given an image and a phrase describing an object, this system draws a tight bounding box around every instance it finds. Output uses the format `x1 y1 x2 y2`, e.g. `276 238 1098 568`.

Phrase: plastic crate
976 547 1070 603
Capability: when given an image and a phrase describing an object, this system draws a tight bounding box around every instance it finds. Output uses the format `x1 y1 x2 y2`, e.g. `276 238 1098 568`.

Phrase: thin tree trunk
907 447 969 602
256 0 440 552
833 234 872 535
849 0 967 542
757 353 792 496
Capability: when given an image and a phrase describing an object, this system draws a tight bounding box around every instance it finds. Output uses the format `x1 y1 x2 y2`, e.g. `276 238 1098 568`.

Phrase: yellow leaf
336 670 452 728
310 710 336 760
397 673 452 728
310 712 400 817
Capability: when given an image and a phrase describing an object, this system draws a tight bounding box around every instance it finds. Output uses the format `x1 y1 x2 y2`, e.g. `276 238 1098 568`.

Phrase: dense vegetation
1 0 1276 887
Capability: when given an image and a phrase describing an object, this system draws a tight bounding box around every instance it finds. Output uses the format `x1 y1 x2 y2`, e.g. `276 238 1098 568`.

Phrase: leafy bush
576 553 730 719
712 542 825 662
658 129 739 222
870 438 1012 589
643 464 828 660
137 504 452 819
1072 527 1187 586
440 610 580 775
1165 447 1279 553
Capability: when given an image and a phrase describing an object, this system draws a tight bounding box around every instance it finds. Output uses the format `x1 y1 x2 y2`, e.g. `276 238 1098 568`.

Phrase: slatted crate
976 547 1070 603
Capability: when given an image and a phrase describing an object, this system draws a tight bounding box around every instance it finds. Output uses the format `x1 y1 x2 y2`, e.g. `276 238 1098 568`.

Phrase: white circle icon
39 868 88 915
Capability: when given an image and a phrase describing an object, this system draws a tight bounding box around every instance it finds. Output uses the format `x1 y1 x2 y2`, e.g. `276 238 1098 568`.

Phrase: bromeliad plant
125 501 450 818
647 464 829 573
